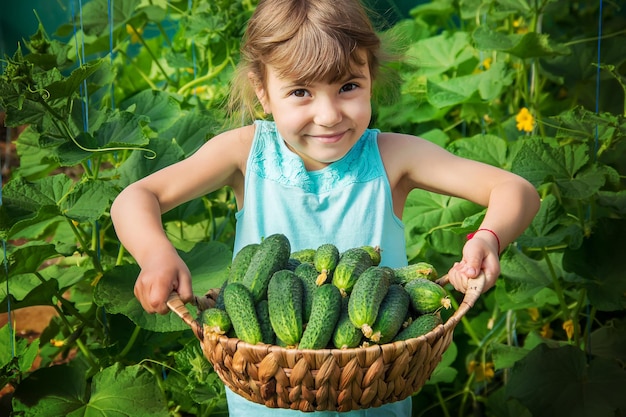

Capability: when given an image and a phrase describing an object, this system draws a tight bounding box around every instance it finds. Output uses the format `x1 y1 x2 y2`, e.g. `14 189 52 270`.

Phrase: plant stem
119 325 142 358
177 57 232 96
127 23 172 84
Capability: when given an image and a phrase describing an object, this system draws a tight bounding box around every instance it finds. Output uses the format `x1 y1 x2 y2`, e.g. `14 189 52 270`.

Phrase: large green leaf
496 248 556 310
403 189 482 255
512 138 607 199
116 136 186 187
446 133 509 167
505 344 626 417
121 90 183 133
517 194 584 249
405 31 475 77
94 241 231 332
12 362 169 417
160 108 221 157
472 26 571 59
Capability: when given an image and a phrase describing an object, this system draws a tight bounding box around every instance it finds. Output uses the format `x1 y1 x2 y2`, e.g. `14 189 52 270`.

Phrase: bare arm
111 125 254 313
379 133 540 292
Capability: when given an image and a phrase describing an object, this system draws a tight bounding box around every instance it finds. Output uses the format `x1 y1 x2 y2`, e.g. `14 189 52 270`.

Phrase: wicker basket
167 273 485 412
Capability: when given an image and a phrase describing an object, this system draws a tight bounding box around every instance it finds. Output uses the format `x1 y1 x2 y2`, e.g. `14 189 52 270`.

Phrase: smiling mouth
310 131 346 143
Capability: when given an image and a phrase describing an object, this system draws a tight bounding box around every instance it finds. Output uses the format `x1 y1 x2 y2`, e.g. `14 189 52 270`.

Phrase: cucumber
201 308 231 335
256 299 275 345
360 245 382 266
332 247 373 297
332 297 363 349
291 248 316 264
393 262 438 285
298 284 342 349
313 243 340 285
404 278 451 314
222 283 263 344
393 313 442 341
242 233 291 302
348 266 390 338
294 262 319 322
267 269 304 346
229 243 260 283
369 284 410 344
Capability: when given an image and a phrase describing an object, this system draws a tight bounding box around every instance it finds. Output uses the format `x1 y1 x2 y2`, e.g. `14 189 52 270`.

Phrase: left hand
447 233 500 293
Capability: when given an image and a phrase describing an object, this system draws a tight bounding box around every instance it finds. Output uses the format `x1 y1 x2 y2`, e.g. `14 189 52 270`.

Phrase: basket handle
437 271 486 329
166 290 218 340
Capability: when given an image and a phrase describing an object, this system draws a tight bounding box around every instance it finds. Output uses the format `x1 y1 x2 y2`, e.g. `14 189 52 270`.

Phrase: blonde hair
228 0 396 122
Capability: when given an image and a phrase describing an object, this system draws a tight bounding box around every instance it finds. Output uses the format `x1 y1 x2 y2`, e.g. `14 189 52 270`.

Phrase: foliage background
1 0 625 416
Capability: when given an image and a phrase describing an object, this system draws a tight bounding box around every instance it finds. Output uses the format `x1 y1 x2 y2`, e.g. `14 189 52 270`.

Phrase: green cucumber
294 262 319 322
393 313 442 341
392 262 438 285
222 283 263 344
348 266 390 338
256 299 275 345
298 284 342 349
291 248 316 264
332 297 363 349
267 269 303 346
369 284 410 344
242 233 291 302
404 278 451 314
313 243 340 285
332 247 373 297
360 245 382 266
201 308 231 335
229 242 260 283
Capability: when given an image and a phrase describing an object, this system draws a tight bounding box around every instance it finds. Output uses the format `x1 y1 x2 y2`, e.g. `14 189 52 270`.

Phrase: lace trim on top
249 121 382 194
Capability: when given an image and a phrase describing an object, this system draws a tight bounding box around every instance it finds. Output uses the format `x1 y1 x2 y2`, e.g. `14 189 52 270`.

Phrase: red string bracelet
467 228 501 254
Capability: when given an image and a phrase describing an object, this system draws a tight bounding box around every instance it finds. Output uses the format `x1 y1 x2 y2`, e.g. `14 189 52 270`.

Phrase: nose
313 96 342 127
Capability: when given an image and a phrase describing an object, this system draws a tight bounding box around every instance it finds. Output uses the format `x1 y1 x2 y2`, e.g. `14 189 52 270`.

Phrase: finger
176 272 194 303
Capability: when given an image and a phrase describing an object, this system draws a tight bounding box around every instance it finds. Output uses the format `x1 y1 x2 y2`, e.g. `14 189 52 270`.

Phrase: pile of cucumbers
201 233 451 349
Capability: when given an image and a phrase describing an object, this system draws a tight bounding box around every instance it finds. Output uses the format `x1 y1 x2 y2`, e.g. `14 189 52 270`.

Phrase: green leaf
406 31 475 77
12 362 170 417
14 127 60 180
60 180 118 223
517 194 584 249
512 138 606 199
161 108 221 156
0 325 40 373
589 318 626 363
496 248 556 309
447 134 509 167
404 189 482 255
116 136 186 187
473 26 571 59
505 344 626 417
45 60 104 101
121 90 183 133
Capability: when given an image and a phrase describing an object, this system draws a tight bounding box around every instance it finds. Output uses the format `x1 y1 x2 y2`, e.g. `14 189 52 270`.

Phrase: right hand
133 250 193 314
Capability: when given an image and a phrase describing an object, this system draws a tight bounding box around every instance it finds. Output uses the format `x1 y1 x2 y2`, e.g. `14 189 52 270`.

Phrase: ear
248 72 270 114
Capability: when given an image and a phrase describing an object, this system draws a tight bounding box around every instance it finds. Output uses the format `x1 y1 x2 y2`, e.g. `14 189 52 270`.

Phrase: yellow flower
562 320 575 340
468 360 495 382
126 24 143 43
482 57 492 70
540 322 553 339
527 307 540 321
515 107 535 132
50 339 65 347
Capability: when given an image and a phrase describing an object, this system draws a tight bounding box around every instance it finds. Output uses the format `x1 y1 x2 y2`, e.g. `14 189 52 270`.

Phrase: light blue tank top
228 120 411 416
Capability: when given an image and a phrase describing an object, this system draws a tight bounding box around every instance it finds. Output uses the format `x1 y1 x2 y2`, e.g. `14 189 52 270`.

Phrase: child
110 0 540 415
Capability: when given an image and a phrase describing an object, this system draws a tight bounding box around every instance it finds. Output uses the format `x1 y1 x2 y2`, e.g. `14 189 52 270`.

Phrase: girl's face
254 59 373 171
